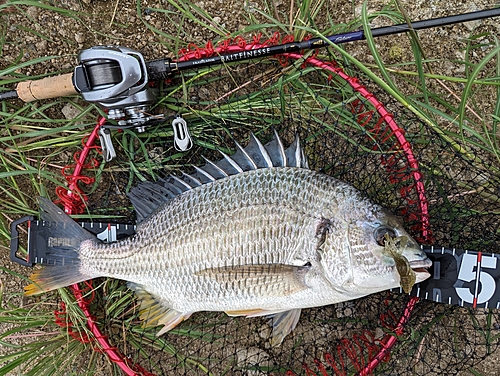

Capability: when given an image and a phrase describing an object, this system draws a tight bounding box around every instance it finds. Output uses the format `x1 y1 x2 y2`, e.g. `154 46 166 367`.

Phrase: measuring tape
10 216 499 309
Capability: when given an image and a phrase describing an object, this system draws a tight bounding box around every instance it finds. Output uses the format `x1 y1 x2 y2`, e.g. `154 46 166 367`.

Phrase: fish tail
25 198 97 296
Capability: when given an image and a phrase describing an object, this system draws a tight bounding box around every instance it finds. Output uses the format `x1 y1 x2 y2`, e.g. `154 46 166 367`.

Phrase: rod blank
0 90 18 100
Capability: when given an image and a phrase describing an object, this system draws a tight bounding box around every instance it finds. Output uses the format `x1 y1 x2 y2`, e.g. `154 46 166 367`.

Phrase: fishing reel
74 45 160 129
72 46 190 160
10 44 190 161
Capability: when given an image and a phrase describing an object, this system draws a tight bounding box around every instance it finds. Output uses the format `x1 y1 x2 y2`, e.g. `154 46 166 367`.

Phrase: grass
0 274 101 375
0 0 500 375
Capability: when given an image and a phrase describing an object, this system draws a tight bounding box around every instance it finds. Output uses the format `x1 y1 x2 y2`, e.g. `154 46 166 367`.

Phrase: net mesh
61 44 500 375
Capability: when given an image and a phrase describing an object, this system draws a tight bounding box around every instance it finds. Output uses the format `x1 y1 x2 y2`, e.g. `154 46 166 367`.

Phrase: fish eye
374 226 396 246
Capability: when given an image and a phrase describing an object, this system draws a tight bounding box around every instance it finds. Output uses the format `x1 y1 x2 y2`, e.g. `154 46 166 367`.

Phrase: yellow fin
128 283 191 336
25 265 92 296
25 268 48 296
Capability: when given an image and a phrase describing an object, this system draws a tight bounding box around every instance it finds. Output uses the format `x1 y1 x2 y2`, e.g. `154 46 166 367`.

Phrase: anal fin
268 309 302 347
128 283 192 336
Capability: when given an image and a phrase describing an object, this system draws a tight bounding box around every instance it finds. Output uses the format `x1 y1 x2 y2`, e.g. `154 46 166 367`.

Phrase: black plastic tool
10 216 136 267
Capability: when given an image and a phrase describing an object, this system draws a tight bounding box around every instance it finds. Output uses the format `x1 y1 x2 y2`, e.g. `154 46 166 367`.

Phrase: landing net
45 36 500 375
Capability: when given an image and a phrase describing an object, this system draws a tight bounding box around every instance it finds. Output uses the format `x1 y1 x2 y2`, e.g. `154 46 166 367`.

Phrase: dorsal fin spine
234 141 258 170
301 149 309 169
294 135 302 168
192 165 216 182
202 156 229 177
219 150 244 173
170 175 193 190
274 129 287 167
182 172 202 187
251 133 273 168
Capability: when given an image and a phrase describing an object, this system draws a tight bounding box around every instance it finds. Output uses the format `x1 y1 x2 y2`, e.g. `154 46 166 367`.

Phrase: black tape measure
397 246 500 309
10 216 500 309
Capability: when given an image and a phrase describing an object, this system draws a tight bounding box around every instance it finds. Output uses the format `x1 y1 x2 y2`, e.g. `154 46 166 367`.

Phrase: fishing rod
1 7 500 156
163 7 500 74
2 7 500 101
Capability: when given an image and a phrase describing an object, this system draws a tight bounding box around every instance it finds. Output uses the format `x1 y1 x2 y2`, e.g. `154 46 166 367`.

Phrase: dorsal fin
200 156 229 179
231 141 258 171
216 151 244 174
128 132 309 223
245 133 273 168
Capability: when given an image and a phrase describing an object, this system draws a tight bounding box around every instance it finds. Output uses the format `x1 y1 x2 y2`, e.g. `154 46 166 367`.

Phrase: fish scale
25 132 431 346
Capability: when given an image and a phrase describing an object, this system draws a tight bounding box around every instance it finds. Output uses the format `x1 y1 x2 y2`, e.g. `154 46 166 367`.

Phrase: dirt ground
1 0 500 375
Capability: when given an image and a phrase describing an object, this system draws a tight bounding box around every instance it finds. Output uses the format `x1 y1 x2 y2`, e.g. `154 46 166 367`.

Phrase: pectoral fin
128 283 192 336
196 264 310 297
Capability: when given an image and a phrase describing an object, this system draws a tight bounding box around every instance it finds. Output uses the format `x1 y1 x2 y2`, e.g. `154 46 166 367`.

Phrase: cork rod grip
16 73 77 102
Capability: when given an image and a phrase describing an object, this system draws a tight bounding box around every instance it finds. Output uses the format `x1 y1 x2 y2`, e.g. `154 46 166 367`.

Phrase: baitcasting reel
17 45 168 129
14 45 190 160
74 46 192 160
74 46 160 129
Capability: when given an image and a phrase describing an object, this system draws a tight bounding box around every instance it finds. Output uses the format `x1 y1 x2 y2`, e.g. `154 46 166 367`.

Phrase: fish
25 131 432 346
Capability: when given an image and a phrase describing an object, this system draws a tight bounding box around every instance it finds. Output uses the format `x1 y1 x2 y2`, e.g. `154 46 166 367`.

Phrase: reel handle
16 73 77 102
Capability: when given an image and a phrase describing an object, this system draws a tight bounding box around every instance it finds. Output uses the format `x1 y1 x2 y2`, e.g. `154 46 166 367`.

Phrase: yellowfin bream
25 132 431 346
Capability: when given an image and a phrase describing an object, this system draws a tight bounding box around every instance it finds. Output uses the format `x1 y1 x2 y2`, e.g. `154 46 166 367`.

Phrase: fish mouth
409 258 432 270
409 258 432 279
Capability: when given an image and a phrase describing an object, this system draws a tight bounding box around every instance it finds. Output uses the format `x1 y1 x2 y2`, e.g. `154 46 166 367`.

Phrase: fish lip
410 258 432 284
409 258 432 269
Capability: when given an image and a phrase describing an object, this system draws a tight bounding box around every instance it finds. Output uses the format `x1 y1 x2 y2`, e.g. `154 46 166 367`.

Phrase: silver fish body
27 133 431 345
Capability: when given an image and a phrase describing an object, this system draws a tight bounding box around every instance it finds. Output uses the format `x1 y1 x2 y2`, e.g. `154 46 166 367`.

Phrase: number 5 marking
456 252 497 306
